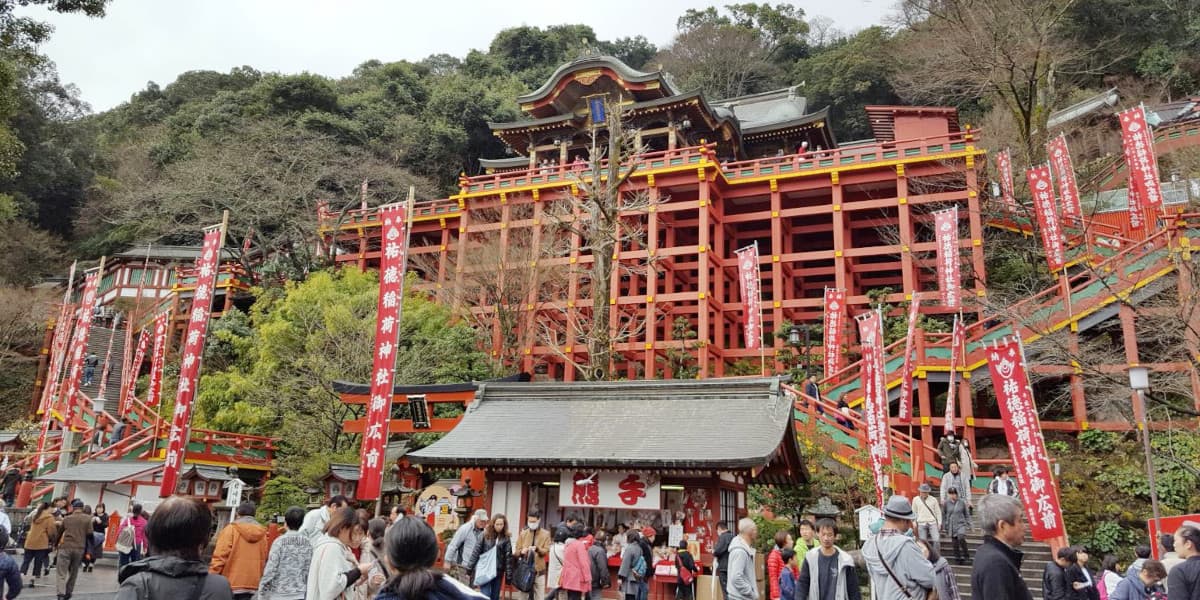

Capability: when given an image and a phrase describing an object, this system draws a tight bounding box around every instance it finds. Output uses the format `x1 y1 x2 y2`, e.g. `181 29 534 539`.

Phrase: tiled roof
40 460 161 483
410 377 797 470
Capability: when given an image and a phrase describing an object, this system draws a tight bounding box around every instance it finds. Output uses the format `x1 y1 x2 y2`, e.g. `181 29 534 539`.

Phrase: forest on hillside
3 0 1199 413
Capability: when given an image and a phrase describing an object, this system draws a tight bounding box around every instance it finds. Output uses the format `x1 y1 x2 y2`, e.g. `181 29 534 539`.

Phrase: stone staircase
942 532 1054 600
77 325 127 416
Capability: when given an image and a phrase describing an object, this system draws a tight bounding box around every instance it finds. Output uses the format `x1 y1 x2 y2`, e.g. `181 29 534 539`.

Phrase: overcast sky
19 0 888 113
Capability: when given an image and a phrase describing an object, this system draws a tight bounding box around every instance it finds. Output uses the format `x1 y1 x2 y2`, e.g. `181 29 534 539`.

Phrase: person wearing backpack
1098 555 1123 600
587 530 610 600
617 531 646 600
676 541 700 600
467 515 512 600
117 504 149 568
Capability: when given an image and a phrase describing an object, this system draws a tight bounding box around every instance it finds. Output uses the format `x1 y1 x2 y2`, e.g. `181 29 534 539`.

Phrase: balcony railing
720 130 978 181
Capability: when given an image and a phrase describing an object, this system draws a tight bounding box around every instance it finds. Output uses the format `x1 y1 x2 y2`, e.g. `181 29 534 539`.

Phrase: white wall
490 481 525 523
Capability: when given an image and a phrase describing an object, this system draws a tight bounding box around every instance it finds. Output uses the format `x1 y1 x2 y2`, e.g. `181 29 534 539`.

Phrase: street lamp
1128 366 1162 536
787 324 813 377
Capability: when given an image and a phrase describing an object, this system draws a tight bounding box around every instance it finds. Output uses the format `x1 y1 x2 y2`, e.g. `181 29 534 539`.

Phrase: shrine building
319 54 984 381
407 377 805 568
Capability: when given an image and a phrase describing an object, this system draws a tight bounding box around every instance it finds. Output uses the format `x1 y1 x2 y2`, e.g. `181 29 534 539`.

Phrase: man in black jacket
971 494 1033 600
713 522 735 600
1044 547 1077 600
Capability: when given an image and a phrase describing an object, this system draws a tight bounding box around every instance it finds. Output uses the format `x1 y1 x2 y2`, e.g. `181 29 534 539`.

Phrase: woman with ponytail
374 518 486 600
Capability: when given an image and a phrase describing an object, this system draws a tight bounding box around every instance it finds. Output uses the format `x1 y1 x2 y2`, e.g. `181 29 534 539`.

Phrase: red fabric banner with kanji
934 208 960 308
856 309 890 507
146 311 169 408
1027 165 1067 272
1119 106 1163 229
358 203 409 500
822 288 845 377
985 338 1066 541
159 227 224 497
62 270 101 421
40 291 76 414
120 328 150 418
995 150 1019 213
735 244 762 350
897 294 922 424
944 314 964 433
1047 135 1082 226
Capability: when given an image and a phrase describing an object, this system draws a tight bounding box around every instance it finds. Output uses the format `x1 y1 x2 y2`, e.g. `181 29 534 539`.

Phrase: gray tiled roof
0 432 23 445
39 460 161 483
409 377 795 469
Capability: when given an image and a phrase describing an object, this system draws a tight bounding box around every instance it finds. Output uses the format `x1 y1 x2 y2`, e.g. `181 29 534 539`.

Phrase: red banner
62 270 101 422
735 244 763 350
944 314 965 433
358 203 410 500
823 288 845 377
897 294 922 424
40 260 77 415
146 312 169 408
159 227 224 497
934 208 960 308
120 328 151 418
1047 135 1082 226
856 310 890 507
1027 165 1067 272
995 149 1019 213
985 338 1066 541
1119 106 1163 228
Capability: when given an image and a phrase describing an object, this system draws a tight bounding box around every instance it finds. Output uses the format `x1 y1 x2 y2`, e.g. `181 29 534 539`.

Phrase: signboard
897 294 922 425
822 288 846 377
558 471 662 510
934 208 960 308
409 394 431 429
1027 165 1067 272
1147 514 1200 559
416 484 457 534
984 338 1065 541
734 244 762 350
856 310 890 508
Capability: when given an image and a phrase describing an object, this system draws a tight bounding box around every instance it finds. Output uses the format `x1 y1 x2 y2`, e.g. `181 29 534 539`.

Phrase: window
720 488 737 525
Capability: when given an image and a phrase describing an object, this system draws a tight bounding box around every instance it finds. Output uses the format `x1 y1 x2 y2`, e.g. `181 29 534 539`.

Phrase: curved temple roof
517 55 680 106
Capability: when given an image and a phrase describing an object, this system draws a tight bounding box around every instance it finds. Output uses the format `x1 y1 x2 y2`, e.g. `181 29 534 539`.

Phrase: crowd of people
0 487 1191 600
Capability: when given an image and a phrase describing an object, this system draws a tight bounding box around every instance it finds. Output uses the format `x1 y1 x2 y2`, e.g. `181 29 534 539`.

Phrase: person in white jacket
300 495 349 542
307 507 372 600
726 518 759 600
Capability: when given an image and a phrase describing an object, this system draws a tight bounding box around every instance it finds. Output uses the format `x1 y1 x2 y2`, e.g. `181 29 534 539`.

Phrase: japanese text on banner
1026 165 1066 272
898 295 922 424
823 288 845 377
358 204 410 500
985 339 1066 541
1047 136 1082 225
945 314 965 433
735 245 762 350
61 271 101 420
1118 106 1162 230
856 310 890 507
120 329 151 418
158 228 224 497
996 150 1019 213
146 312 169 407
934 208 960 308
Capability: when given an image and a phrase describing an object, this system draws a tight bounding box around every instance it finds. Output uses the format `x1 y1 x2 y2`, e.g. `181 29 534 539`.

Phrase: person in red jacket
766 530 794 600
560 525 594 600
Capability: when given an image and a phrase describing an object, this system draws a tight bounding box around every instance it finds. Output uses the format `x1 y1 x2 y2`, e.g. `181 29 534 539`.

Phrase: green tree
194 268 494 479
791 27 899 141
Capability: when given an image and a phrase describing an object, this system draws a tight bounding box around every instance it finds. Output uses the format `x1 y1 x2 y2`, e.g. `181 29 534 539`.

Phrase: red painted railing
721 130 979 180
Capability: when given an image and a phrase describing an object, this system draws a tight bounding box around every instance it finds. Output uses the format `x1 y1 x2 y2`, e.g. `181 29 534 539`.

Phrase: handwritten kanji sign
558 471 661 509
897 294 922 425
62 270 101 421
1027 165 1066 272
1118 106 1163 231
358 203 409 500
856 309 890 507
985 338 1065 541
934 208 960 308
995 150 1020 213
158 226 224 497
823 288 846 377
734 244 762 349
1046 135 1082 226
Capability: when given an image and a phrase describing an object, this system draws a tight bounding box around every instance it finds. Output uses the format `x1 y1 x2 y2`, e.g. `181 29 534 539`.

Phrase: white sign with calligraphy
558 471 662 510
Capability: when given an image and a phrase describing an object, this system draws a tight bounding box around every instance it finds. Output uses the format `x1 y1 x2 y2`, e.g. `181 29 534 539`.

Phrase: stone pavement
18 561 120 600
